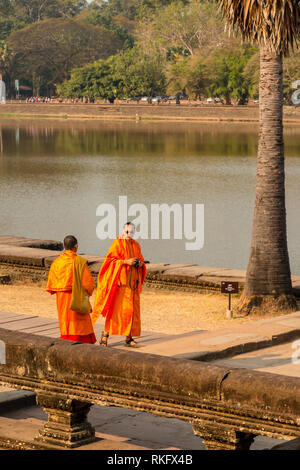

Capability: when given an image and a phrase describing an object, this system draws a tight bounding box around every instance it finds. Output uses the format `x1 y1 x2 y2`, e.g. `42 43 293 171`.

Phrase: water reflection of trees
0 121 299 158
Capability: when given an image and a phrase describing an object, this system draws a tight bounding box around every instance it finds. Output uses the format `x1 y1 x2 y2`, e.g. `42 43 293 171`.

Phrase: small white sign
0 81 6 104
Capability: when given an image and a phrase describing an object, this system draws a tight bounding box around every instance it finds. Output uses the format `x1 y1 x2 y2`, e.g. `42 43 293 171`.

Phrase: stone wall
1 236 300 295
1 102 300 123
0 327 300 449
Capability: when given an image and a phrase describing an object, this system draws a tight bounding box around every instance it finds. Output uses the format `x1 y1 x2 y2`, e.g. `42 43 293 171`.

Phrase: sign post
221 281 239 319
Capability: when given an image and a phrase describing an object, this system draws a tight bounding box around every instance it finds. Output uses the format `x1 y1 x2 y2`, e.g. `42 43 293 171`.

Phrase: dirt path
0 283 281 334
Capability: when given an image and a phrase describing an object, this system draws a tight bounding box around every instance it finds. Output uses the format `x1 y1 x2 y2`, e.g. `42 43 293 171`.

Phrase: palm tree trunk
238 45 297 315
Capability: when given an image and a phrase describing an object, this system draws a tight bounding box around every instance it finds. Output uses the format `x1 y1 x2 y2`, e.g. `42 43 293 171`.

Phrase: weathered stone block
145 263 170 275
160 265 216 282
0 328 230 401
193 422 255 450
79 254 106 266
0 275 11 285
1 328 300 450
203 268 246 278
89 262 104 275
36 393 95 448
0 236 63 251
0 245 62 267
221 368 300 416
163 264 197 271
199 276 245 287
45 254 106 269
44 255 61 268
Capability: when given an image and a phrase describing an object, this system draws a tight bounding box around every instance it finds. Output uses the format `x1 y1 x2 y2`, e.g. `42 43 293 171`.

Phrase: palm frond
218 0 300 55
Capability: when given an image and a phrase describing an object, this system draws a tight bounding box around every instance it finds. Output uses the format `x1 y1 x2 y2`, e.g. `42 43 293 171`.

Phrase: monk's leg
99 320 110 347
105 287 134 336
125 290 141 346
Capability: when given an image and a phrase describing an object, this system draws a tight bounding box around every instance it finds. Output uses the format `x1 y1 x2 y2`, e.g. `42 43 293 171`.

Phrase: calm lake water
0 119 299 273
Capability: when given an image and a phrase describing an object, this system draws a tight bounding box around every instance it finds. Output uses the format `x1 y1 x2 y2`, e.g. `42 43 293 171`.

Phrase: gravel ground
0 283 283 334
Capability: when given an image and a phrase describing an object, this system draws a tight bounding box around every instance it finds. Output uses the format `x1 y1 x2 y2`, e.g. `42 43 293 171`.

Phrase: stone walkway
1 309 300 450
1 309 300 362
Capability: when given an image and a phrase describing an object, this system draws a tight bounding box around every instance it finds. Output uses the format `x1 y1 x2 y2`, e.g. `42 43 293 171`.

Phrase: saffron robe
92 237 146 337
46 250 96 343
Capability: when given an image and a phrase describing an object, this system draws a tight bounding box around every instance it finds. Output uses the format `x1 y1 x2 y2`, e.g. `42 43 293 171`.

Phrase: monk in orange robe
92 222 146 347
46 235 96 344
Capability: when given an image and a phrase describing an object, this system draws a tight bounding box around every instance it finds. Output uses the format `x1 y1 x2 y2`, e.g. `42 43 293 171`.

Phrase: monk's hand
125 258 138 266
138 261 144 268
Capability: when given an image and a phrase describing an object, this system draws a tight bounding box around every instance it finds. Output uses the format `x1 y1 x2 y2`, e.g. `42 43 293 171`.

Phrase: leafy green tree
0 17 25 40
13 0 87 23
0 0 265 103
283 50 300 104
186 55 210 99
243 51 259 99
0 0 25 40
0 39 18 96
241 48 300 102
141 0 225 56
88 0 138 20
59 45 166 99
0 40 9 77
166 57 191 97
206 45 256 104
58 57 120 99
137 0 189 19
8 18 122 94
0 0 88 39
0 0 14 16
54 0 87 18
166 54 209 99
113 47 166 97
83 9 134 49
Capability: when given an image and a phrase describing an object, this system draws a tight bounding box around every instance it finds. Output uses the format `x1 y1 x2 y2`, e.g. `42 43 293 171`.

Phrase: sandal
124 336 138 348
100 332 109 347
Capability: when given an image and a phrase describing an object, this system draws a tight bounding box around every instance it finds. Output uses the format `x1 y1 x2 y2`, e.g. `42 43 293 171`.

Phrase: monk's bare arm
124 258 139 266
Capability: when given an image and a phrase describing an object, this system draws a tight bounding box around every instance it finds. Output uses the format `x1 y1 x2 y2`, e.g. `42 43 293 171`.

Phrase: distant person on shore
92 222 146 347
46 235 96 344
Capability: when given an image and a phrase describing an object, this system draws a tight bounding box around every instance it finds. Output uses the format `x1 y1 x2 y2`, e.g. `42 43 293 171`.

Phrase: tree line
0 0 299 101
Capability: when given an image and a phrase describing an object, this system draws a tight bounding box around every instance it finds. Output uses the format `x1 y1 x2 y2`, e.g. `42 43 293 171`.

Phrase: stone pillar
193 422 256 450
35 392 96 448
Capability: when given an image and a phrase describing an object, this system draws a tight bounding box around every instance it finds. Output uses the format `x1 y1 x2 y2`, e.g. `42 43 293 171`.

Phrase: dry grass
0 282 284 334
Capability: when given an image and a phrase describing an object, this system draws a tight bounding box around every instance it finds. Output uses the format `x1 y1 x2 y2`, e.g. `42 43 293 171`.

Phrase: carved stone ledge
35 393 95 448
1 327 300 450
193 422 256 450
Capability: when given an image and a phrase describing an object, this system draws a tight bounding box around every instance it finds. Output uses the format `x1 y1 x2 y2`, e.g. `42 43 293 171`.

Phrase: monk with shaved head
92 222 146 347
46 235 96 344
